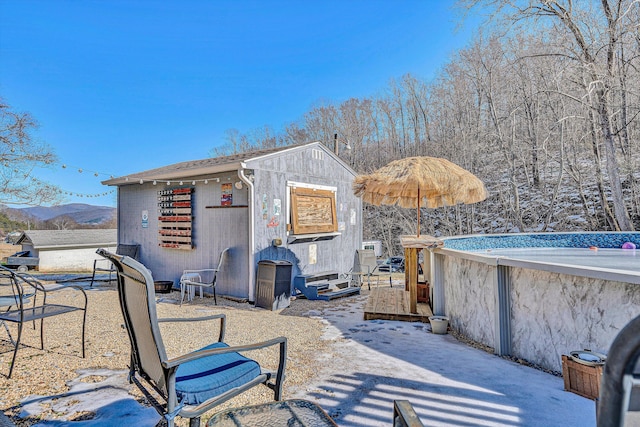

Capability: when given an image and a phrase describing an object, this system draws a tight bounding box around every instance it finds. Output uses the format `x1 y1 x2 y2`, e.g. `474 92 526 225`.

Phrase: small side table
180 272 202 302
206 399 337 427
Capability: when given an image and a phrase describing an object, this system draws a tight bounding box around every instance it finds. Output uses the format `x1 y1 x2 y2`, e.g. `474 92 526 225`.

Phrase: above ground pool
466 247 640 273
430 232 640 372
441 231 640 282
443 231 640 251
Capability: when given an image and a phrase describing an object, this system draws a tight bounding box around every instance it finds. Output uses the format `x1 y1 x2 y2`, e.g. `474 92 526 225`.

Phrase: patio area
0 276 596 426
363 287 432 322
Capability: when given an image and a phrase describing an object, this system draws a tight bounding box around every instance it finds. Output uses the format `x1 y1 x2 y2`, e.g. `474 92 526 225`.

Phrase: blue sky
1 1 478 207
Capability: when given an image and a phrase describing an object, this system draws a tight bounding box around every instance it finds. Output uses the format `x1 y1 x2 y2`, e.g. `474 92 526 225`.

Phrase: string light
58 163 112 178
27 176 116 199
56 189 115 198
55 159 227 190
131 177 223 186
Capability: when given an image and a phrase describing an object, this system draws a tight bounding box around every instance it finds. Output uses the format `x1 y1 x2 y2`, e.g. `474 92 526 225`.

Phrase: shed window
290 186 337 235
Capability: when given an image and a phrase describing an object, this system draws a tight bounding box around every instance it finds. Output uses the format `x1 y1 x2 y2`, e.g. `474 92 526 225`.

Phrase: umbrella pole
417 188 420 238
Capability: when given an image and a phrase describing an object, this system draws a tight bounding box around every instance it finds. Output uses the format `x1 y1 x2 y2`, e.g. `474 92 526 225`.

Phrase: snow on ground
290 296 596 427
20 369 160 427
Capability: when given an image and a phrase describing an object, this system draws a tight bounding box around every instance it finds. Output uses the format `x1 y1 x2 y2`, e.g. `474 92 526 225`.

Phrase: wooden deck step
319 278 349 288
293 271 350 300
317 287 360 300
311 278 350 292
306 282 330 291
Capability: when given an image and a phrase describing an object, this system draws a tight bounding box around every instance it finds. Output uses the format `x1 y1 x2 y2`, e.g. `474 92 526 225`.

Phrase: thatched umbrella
352 156 487 237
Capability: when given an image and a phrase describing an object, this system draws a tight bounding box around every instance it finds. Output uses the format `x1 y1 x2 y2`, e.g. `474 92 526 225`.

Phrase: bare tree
459 0 635 229
0 99 62 206
46 214 75 230
281 122 310 146
302 103 341 152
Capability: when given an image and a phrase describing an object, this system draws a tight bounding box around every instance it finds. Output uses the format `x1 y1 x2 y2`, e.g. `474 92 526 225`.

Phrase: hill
6 203 116 225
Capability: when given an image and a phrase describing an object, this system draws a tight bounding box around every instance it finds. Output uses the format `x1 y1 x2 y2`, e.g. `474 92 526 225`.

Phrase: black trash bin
255 260 292 310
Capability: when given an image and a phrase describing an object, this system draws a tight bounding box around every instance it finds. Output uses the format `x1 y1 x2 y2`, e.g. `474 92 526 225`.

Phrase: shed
103 141 362 301
15 229 117 272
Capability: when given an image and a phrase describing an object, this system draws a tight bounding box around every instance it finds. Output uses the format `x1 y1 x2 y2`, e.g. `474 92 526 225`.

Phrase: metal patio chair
90 243 139 287
0 266 87 378
96 248 287 427
179 247 229 305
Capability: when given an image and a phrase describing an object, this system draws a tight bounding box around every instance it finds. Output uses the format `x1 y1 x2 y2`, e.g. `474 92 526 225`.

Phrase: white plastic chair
180 248 229 305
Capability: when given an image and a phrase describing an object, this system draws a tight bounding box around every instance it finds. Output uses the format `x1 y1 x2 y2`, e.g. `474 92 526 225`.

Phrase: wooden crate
562 355 603 400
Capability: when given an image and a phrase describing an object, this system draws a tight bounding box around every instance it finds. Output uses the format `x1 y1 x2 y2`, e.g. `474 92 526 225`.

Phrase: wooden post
417 188 420 237
406 247 418 314
403 247 410 292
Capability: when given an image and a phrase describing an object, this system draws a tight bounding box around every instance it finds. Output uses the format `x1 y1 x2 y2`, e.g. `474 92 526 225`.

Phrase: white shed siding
17 230 117 272
38 246 117 272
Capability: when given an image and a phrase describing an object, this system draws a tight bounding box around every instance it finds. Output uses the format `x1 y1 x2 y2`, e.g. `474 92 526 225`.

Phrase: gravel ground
0 280 362 426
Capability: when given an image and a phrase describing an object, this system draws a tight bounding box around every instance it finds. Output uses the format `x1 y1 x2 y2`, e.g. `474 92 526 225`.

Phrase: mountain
7 203 116 225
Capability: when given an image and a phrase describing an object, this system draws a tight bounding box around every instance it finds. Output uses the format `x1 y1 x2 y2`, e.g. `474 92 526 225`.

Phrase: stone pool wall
433 232 640 373
509 268 640 372
443 256 496 348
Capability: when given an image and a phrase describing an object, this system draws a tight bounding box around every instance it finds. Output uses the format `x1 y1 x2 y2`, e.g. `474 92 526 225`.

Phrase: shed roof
103 141 354 186
16 229 117 249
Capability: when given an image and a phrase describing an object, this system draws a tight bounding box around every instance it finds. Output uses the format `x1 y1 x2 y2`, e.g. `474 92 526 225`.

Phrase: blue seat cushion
175 342 262 405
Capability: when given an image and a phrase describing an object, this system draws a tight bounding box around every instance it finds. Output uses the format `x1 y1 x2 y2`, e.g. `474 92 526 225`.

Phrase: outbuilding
103 142 362 301
15 229 117 272
362 240 383 257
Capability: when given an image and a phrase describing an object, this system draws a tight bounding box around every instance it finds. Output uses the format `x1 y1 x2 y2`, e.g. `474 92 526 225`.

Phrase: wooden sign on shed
290 187 337 234
157 187 194 250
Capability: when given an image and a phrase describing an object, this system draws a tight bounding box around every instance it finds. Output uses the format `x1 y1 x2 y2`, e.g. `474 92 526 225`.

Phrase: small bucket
429 316 449 335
